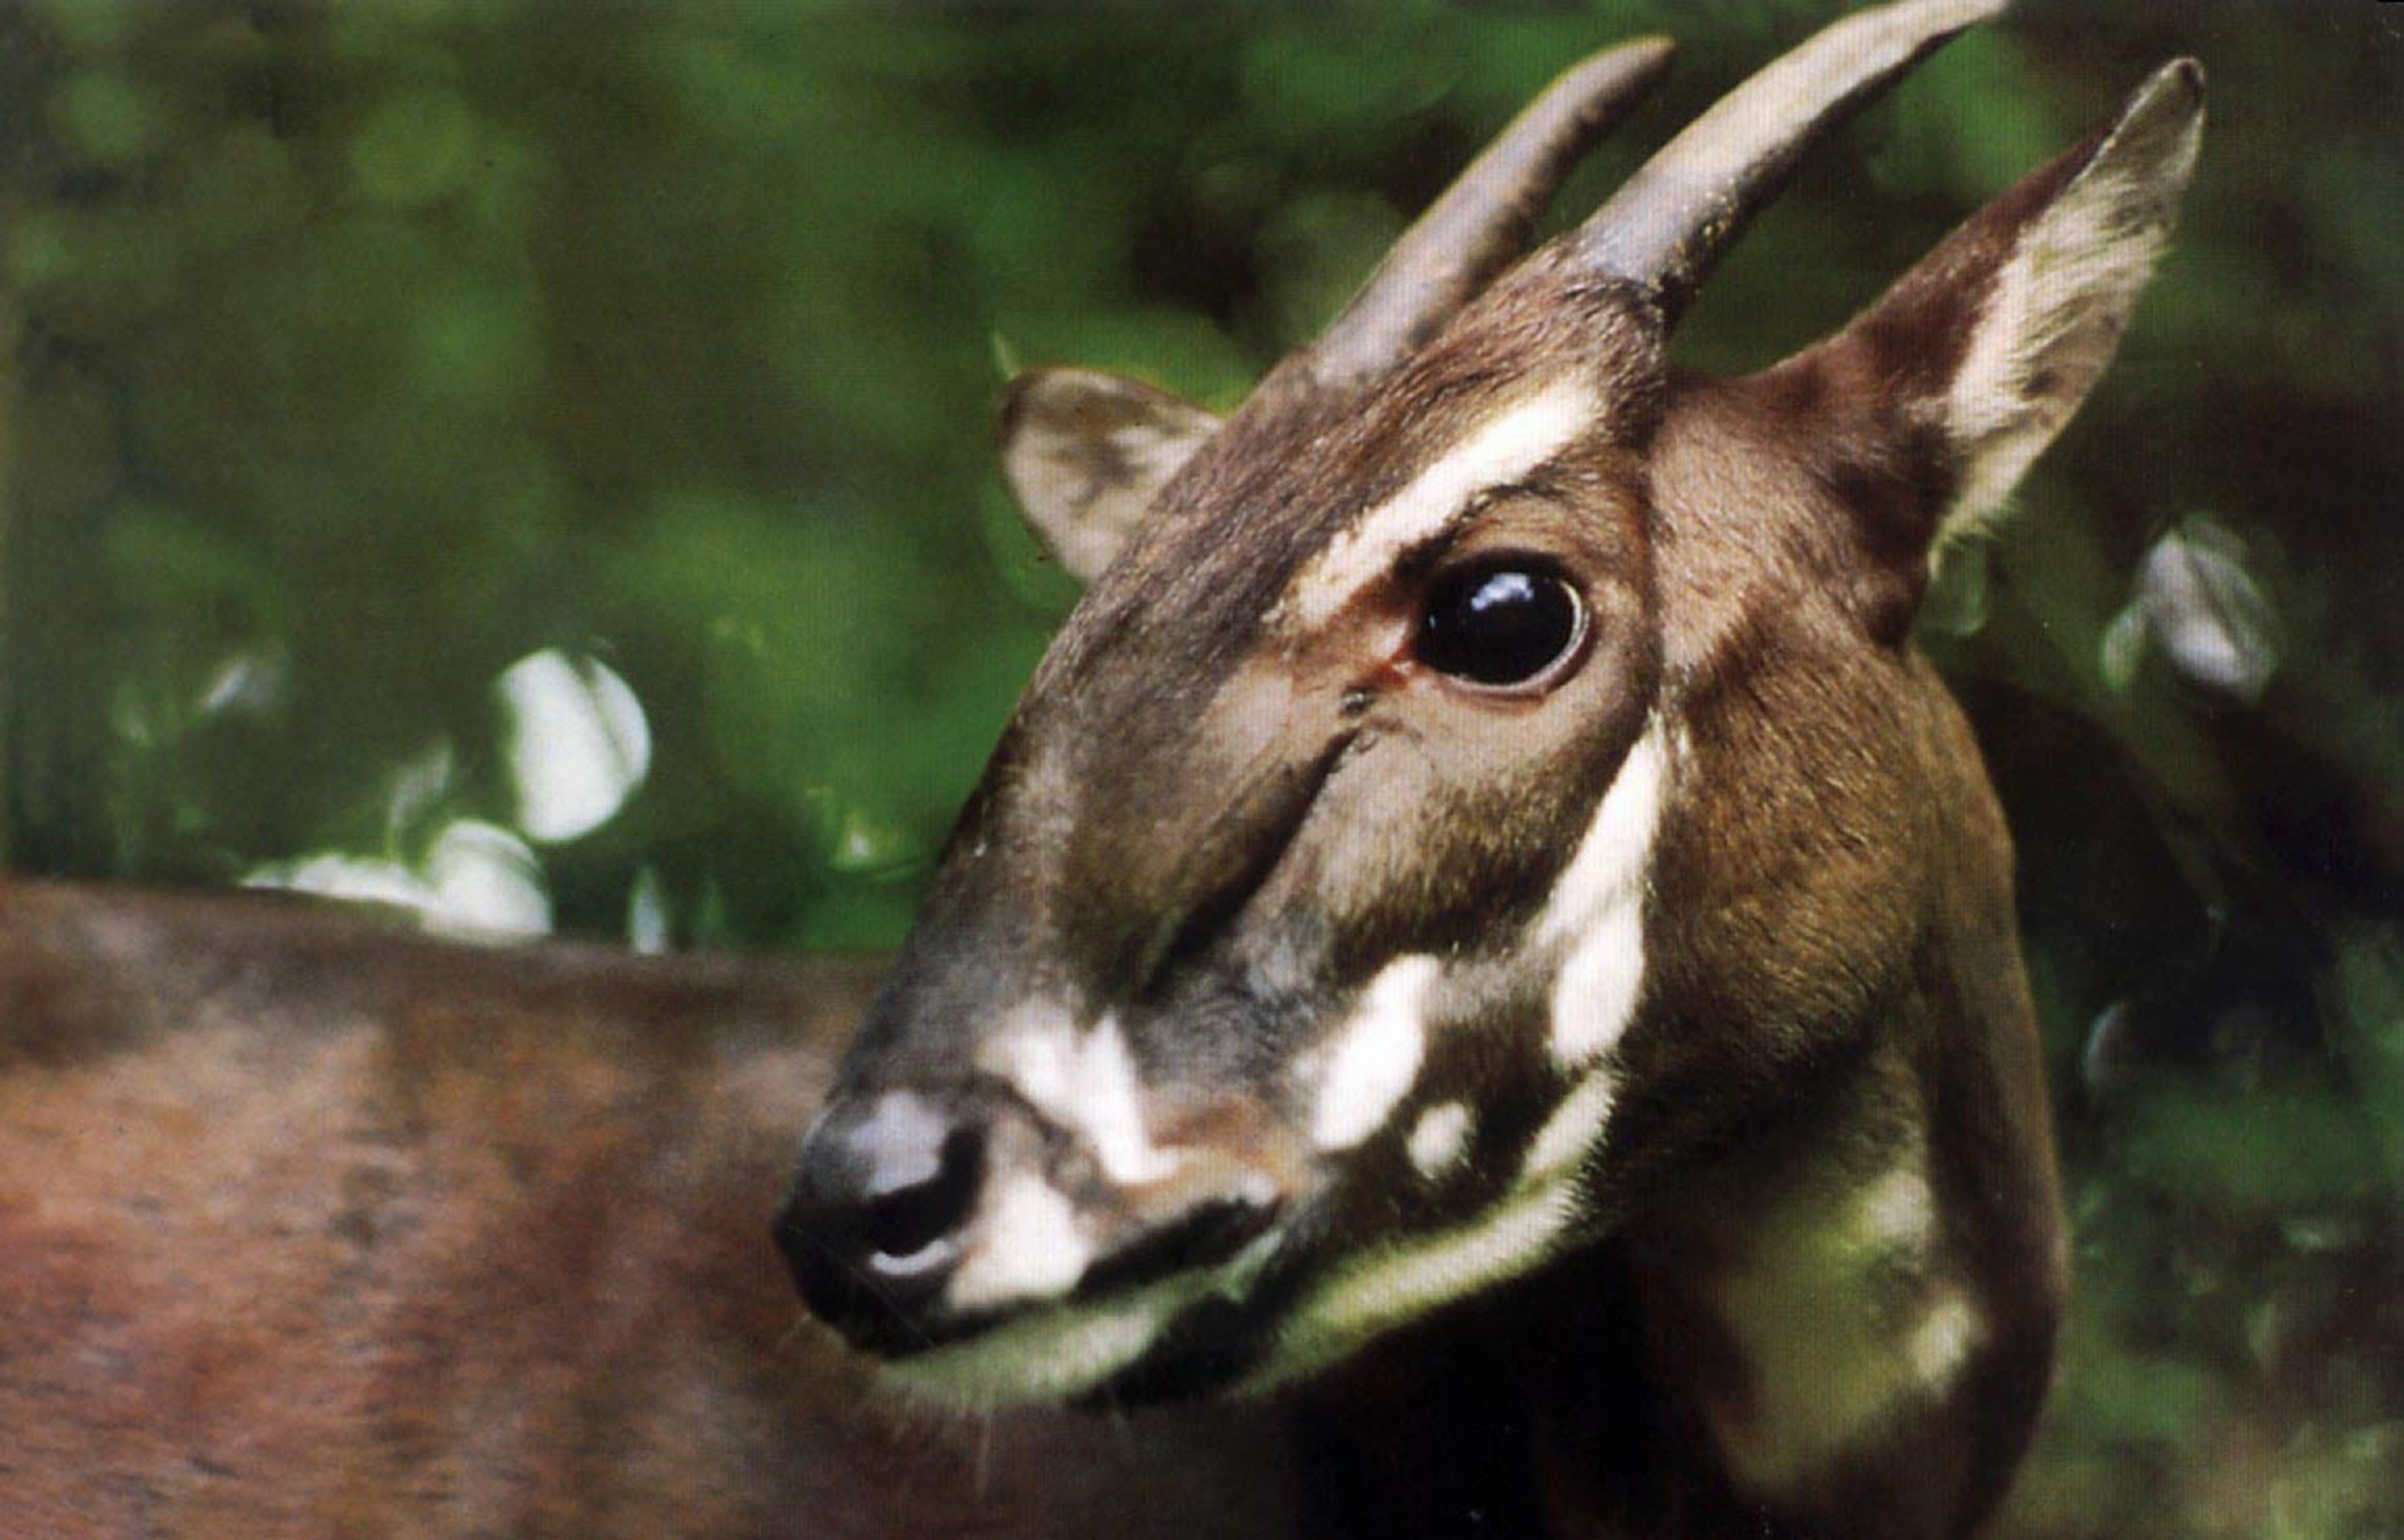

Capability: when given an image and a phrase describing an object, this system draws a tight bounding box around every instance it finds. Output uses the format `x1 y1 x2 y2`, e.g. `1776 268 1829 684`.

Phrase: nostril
857 1124 983 1271
778 1090 988 1343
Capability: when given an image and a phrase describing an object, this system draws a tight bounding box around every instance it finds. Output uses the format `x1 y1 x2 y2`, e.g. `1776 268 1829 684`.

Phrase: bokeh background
0 1 2396 1534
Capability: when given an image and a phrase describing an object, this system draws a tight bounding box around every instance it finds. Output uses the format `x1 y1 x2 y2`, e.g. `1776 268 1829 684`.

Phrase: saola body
781 2 2203 1535
0 882 1316 1540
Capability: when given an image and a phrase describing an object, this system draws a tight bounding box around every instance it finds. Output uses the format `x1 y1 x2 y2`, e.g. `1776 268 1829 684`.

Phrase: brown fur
2 18 2199 1540
0 881 1312 1540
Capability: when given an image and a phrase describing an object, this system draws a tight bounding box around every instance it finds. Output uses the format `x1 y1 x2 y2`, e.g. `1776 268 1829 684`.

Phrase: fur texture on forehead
1031 254 1667 714
968 255 1669 1001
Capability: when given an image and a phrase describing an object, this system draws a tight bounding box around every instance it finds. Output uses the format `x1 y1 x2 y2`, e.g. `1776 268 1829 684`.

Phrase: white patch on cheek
979 1003 1180 1184
1287 377 1597 626
1310 955 1439 1151
1253 1013 1634 1390
1854 1165 1935 1253
946 1171 1092 1313
1405 1101 1474 1179
1538 716 1672 1069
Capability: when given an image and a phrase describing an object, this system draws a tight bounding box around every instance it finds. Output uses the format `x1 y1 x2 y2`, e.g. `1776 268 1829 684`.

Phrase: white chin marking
1405 1101 1475 1180
946 1171 1092 1314
1288 376 1596 626
979 1002 1181 1185
1242 1177 1584 1393
1311 955 1439 1152
891 1281 1193 1410
889 1231 1283 1410
1540 716 1671 1070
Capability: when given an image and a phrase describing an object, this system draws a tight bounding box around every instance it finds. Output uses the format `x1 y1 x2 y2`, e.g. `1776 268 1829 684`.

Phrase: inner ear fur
998 368 1225 584
1793 59 2204 566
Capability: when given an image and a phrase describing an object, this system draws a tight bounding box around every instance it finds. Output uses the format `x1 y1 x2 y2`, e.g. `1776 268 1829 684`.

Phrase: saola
0 5 2200 1539
779 1 2202 1535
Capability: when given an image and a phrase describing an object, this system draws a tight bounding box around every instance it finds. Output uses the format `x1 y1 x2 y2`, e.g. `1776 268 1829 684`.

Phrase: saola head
778 0 2200 1411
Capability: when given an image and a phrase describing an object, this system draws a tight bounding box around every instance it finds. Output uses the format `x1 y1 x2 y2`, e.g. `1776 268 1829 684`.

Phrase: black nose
776 1090 986 1351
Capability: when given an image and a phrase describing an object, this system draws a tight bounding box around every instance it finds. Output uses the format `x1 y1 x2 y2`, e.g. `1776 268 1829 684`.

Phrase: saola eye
1413 560 1587 689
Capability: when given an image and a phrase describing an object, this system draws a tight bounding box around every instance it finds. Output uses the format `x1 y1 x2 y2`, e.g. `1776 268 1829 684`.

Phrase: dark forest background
0 2 2396 1534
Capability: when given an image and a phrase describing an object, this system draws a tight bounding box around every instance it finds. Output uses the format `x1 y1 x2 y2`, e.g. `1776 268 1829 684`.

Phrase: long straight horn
1308 36 1673 390
1579 0 2003 324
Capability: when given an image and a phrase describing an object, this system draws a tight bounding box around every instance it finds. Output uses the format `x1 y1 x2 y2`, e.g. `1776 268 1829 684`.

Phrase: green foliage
0 2 2396 1533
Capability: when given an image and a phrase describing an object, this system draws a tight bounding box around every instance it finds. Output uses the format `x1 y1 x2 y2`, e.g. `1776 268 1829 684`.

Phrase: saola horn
1308 36 1673 390
1579 0 2004 324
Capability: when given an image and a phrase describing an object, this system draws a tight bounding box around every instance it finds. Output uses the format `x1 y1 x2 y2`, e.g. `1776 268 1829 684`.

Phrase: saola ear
1817 58 2204 557
998 367 1225 583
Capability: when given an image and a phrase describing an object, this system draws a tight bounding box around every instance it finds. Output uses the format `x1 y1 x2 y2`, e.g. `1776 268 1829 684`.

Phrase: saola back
0 881 1314 1540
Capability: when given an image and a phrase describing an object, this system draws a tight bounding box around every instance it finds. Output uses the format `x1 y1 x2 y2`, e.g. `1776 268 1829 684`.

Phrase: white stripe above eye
1288 376 1597 627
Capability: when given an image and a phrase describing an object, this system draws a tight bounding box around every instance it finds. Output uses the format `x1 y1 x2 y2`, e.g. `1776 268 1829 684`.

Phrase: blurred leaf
2331 927 2404 1198
2135 516 2280 705
2118 1080 2385 1220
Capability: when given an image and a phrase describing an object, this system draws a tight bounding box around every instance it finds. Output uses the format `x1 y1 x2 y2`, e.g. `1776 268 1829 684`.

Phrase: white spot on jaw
1311 955 1439 1151
1538 716 1671 1069
1854 1165 1935 1254
1700 1146 1974 1494
1240 729 1672 1387
1405 1101 1474 1179
1908 1292 1981 1387
946 1171 1092 1313
1288 376 1598 626
1519 1068 1616 1181
979 1003 1181 1184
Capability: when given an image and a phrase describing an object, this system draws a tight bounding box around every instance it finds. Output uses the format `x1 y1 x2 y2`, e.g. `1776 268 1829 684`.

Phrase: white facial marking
1702 1149 1963 1494
1310 955 1439 1152
1245 1177 1584 1393
1539 716 1672 1069
980 1003 1181 1185
1907 1291 1982 1387
1405 1101 1475 1180
1289 377 1597 626
1853 1164 1935 1254
946 1171 1092 1313
892 1230 1282 1410
1520 1067 1617 1181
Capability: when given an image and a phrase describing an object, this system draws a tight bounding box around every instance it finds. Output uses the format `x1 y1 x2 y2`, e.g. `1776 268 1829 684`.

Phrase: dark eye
1413 561 1587 689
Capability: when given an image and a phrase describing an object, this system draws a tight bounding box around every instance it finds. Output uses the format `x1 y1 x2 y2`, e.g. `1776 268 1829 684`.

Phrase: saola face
813 266 1672 1402
778 0 2201 1424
